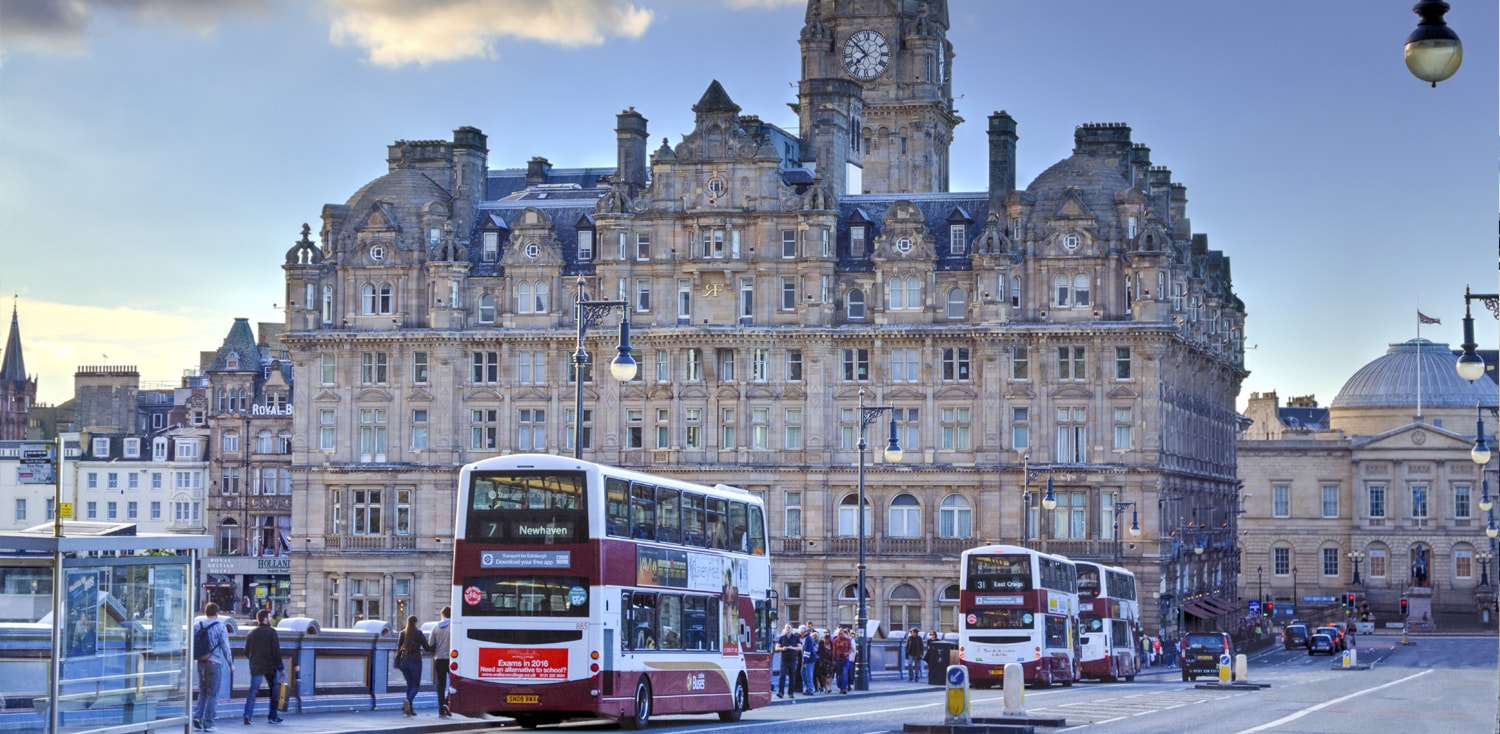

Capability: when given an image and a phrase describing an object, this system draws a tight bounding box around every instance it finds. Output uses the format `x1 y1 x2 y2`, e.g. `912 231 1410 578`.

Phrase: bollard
1234 653 1248 683
943 665 971 725
1217 653 1231 683
1348 647 1357 666
1000 662 1025 717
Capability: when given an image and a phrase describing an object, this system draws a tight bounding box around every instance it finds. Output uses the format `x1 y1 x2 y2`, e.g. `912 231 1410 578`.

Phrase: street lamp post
571 276 636 459
853 388 902 691
1479 551 1492 588
1291 567 1298 609
1020 453 1051 544
1348 550 1364 586
1112 501 1141 561
1455 287 1500 734
1257 566 1263 608
1405 0 1463 87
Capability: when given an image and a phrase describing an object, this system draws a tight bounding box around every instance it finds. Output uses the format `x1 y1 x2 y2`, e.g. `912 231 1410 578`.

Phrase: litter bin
926 641 954 685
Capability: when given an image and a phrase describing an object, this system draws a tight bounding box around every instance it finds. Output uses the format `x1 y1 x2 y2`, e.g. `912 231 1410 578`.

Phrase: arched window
946 288 965 319
257 430 274 454
906 276 920 309
218 518 241 556
1054 275 1071 307
837 494 871 537
1010 275 1022 308
276 431 292 454
888 278 905 309
938 494 972 538
847 289 866 320
478 293 495 324
517 282 533 314
321 284 334 324
378 283 394 314
888 493 922 538
361 283 377 314
939 584 961 632
887 583 922 633
1074 274 1091 306
533 280 550 314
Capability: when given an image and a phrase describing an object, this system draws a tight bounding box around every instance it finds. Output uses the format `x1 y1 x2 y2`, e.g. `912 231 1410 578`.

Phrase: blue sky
1 0 1495 409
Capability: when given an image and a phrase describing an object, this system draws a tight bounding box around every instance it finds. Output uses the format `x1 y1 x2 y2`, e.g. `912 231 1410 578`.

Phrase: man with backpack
193 602 232 731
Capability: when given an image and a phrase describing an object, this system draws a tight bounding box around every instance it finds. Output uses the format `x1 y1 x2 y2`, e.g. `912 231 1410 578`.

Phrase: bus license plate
506 695 540 704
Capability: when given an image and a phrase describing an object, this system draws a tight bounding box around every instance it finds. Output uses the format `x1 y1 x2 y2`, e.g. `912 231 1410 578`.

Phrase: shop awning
1183 596 1236 618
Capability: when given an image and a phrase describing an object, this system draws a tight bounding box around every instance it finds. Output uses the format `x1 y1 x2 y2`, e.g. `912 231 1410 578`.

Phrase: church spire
0 300 25 384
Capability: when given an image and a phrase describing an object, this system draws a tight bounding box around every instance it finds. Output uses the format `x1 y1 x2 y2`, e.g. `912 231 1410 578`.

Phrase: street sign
59 503 73 519
22 444 51 460
1248 600 1261 616
1303 595 1336 603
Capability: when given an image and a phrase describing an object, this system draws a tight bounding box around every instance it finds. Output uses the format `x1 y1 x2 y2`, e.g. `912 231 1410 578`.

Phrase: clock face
842 30 890 80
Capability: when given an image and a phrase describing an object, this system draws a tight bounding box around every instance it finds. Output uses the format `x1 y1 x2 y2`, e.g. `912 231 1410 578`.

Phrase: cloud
10 300 247 406
327 0 653 67
0 0 271 60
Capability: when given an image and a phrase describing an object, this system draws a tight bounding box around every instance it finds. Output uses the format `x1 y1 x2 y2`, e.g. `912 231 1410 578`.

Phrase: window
888 494 921 538
1010 275 1022 308
786 350 803 381
1457 547 1474 578
820 228 831 257
478 293 495 323
1113 407 1132 450
1073 274 1091 306
1051 491 1086 539
517 351 547 385
319 410 336 451
533 281 550 313
847 288 866 319
842 348 869 382
127 473 138 489
837 495 871 537
321 285 333 324
751 408 769 449
86 501 97 520
851 226 866 257
1011 346 1029 380
782 229 797 258
1368 484 1386 518
222 431 240 452
781 277 796 310
177 441 198 459
938 494 972 538
701 228 727 258
577 229 594 261
320 353 336 384
677 280 692 321
107 472 118 490
686 349 702 381
360 351 388 384
14 498 24 523
635 279 651 312
395 489 412 535
1369 548 1387 577
1057 346 1086 380
890 348 920 382
1114 347 1131 379
377 283 393 314
721 408 736 449
567 355 594 385
1411 483 1428 518
684 408 702 449
626 409 643 449
361 283 376 314
124 438 140 458
1056 407 1086 462
636 233 650 260
351 490 382 535
655 350 669 382
784 408 802 450
517 408 545 451
941 347 970 381
1053 275 1071 307
752 348 769 382
1271 485 1291 518
1323 547 1340 577
86 472 98 489
93 437 109 457
1011 407 1030 450
892 407 919 451
1273 546 1290 575
946 288 966 319
655 409 671 449
151 472 162 489
739 278 754 321
221 467 240 495
358 408 387 462
413 352 429 384
472 351 499 384
471 409 499 450
617 232 628 260
150 501 160 520
716 349 735 381
950 224 967 255
941 407 971 450
784 491 802 537
411 409 428 450
1455 484 1473 519
840 408 857 450
107 501 118 520
1321 485 1339 518
482 232 499 262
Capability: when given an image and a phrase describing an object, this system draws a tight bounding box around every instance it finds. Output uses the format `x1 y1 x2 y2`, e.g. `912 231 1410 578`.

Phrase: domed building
1239 340 1498 631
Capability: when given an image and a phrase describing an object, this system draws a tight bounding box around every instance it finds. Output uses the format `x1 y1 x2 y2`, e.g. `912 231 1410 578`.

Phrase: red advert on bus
477 648 568 680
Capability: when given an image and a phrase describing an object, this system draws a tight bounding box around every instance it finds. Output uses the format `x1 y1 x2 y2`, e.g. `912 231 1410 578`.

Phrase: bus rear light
449 661 458 671
591 650 600 660
590 663 600 673
449 649 458 659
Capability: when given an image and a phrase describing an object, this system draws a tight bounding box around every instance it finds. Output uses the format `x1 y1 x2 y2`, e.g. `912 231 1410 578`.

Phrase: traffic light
1265 601 1275 618
1400 598 1409 617
1345 593 1356 609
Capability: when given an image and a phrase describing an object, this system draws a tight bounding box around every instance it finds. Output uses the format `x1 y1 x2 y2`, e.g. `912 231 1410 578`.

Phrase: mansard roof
837 191 992 271
207 318 262 373
692 80 741 116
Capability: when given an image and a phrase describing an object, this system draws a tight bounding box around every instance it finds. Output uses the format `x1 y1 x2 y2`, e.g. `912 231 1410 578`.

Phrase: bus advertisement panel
957 544 1079 688
446 455 773 729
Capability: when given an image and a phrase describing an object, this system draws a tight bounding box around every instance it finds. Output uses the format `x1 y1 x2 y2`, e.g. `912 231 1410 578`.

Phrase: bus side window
631 483 656 540
728 502 748 553
706 497 729 550
683 596 707 650
606 478 630 537
683 493 706 547
747 506 767 555
631 592 658 650
656 487 681 544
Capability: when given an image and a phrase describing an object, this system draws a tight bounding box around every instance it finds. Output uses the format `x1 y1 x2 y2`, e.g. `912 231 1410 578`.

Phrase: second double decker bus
958 544 1079 688
445 455 774 729
1075 561 1140 682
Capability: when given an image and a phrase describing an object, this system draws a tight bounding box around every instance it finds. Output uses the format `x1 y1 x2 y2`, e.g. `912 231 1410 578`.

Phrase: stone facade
278 1 1247 636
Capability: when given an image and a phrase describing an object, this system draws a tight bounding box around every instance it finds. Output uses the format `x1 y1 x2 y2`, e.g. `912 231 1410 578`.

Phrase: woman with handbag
395 616 432 716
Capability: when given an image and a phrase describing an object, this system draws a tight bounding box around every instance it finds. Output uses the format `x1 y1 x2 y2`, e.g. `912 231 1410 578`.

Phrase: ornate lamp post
1456 288 1500 734
1112 501 1141 561
1256 566 1263 607
1479 550 1493 588
1405 0 1463 87
853 387 901 691
1348 550 1365 586
571 276 636 459
1019 452 1051 544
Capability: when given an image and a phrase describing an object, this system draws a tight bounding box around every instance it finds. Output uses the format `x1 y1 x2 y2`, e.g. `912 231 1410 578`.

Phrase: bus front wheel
623 678 652 730
718 677 747 722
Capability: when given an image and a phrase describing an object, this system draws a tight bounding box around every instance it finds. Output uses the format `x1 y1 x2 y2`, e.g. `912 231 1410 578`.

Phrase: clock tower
798 0 960 194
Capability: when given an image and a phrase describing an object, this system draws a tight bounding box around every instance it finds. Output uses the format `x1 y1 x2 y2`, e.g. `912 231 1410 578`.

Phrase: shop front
201 555 291 619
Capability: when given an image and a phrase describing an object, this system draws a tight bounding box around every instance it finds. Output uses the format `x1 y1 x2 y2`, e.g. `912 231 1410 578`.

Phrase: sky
0 0 1495 409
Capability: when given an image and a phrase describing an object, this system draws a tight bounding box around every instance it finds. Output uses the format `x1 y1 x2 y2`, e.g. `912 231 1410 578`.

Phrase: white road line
1234 669 1434 733
667 690 1072 732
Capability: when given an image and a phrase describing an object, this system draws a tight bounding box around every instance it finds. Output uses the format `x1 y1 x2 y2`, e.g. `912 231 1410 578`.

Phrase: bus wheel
513 715 540 730
1124 662 1136 682
623 678 652 730
718 677 747 722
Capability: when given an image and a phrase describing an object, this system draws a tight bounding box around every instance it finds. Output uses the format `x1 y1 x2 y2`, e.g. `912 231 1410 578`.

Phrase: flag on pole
1418 311 1441 325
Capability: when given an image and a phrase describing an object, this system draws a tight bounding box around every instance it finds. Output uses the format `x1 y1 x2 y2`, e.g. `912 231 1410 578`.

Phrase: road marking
1234 669 1433 733
668 690 1073 732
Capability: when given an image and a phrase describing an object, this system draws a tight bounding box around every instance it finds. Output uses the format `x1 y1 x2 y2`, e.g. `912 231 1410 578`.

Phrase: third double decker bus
958 544 1079 688
445 455 774 729
1075 561 1139 682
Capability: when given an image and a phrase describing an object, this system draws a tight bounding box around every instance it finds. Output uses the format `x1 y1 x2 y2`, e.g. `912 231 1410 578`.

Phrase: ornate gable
871 200 936 261
501 207 566 268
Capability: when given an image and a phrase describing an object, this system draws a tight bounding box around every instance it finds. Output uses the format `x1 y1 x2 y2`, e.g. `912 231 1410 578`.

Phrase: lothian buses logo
464 586 483 606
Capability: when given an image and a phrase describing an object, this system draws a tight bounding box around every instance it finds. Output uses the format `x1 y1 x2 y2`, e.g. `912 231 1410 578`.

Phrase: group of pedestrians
1138 633 1179 668
774 623 858 698
190 602 453 731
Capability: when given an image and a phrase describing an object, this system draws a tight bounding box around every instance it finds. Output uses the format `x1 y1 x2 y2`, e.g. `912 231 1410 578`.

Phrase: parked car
1181 632 1235 682
1315 626 1345 652
1282 624 1310 650
1308 633 1335 655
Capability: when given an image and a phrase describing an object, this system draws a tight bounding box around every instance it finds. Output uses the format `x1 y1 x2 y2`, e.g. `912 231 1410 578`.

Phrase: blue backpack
194 620 220 662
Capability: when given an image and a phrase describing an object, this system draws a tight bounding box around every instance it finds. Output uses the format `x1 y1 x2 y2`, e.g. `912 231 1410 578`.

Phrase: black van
1282 624 1310 650
1181 632 1234 682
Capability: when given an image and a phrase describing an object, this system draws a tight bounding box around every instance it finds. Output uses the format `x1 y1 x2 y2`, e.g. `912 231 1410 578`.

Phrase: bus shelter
0 523 211 734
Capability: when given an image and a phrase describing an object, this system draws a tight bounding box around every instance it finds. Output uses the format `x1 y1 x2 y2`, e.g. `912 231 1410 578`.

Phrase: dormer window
851 226 867 257
482 232 499 262
577 229 594 261
950 224 967 255
226 353 239 369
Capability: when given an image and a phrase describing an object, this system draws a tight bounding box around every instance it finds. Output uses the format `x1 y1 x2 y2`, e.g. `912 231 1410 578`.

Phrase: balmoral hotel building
278 0 1247 635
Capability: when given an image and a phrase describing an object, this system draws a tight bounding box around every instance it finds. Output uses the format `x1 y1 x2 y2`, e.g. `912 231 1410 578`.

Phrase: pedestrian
775 623 799 699
395 615 432 716
904 628 925 682
923 630 940 680
831 627 853 694
242 609 285 725
799 625 818 695
193 602 232 732
430 606 453 717
815 632 833 692
923 632 946 681
1152 636 1162 667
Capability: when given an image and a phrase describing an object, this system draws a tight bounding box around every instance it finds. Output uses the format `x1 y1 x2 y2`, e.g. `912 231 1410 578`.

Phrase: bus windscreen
466 472 587 543
965 554 1032 591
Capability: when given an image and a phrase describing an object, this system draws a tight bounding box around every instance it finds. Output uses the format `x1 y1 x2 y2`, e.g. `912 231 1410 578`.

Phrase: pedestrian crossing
1003 687 1254 727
